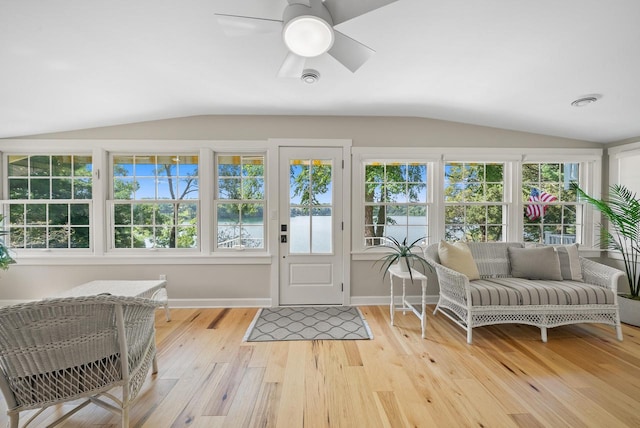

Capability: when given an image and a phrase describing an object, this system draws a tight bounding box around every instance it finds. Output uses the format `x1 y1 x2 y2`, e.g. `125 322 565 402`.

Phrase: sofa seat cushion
469 278 615 306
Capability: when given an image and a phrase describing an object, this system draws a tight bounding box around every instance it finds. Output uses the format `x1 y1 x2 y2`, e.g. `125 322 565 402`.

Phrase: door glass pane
289 159 333 254
290 207 310 253
311 207 332 253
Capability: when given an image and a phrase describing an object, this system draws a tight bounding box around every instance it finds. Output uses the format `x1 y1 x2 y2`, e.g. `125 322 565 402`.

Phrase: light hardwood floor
2 306 640 427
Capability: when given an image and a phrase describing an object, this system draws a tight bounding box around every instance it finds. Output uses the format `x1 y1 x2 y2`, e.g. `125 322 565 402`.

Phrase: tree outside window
5 155 92 249
216 155 265 249
522 162 580 244
364 162 428 247
112 155 199 249
444 162 505 242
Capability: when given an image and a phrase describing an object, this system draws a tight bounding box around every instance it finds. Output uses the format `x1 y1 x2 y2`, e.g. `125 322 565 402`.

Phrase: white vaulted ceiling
1 0 639 142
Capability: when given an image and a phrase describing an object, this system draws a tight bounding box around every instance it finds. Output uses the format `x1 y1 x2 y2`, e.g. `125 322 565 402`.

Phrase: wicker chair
0 295 160 428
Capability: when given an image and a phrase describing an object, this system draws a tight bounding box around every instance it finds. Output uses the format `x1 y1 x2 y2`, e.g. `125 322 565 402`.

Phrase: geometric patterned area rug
244 306 373 342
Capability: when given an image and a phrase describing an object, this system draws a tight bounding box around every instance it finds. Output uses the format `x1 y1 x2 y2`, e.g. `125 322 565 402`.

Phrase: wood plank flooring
2 306 640 427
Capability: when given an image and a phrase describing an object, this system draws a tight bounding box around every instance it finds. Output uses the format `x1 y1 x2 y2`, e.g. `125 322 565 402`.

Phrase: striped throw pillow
554 244 583 281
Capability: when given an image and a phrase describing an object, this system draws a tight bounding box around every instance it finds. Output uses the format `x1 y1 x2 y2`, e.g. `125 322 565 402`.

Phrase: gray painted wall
1 115 605 305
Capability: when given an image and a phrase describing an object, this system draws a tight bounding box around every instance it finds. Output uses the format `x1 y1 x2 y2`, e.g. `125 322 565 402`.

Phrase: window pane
177 226 198 248
71 227 90 248
30 156 50 177
5 151 93 250
74 178 92 199
178 203 198 224
219 178 241 199
114 227 132 248
52 156 72 176
444 162 505 242
52 178 72 199
311 207 332 253
364 161 429 247
114 204 132 225
27 227 46 248
9 179 28 199
522 162 582 243
49 204 68 225
31 179 50 199
112 153 199 250
70 204 90 226
9 205 24 225
290 207 310 253
8 156 28 176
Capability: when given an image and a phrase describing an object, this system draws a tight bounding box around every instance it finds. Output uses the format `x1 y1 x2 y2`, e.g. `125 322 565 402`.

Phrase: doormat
243 306 373 342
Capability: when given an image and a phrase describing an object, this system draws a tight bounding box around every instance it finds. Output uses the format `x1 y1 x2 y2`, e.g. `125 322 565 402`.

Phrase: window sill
11 253 273 266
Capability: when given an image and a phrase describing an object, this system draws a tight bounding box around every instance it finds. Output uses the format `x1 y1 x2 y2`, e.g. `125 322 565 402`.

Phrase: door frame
268 139 352 306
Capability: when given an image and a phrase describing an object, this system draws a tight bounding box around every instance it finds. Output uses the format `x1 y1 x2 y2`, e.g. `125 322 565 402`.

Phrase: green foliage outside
7 155 92 249
444 162 504 242
522 163 579 243
444 162 579 243
364 163 427 246
0 215 15 270
216 159 265 248
113 158 199 249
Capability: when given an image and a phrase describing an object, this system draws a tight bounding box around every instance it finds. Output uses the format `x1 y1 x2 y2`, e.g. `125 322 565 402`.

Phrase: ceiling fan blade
277 52 306 78
214 13 282 36
323 0 399 25
328 30 375 73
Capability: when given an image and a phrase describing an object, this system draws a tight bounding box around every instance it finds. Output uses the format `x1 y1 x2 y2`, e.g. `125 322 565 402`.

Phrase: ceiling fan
215 0 399 77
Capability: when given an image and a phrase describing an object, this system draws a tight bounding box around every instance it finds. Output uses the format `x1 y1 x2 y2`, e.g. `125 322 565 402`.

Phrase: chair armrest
580 257 625 293
425 257 470 304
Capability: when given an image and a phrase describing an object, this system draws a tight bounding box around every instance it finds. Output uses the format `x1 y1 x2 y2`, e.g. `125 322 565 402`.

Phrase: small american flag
525 188 557 220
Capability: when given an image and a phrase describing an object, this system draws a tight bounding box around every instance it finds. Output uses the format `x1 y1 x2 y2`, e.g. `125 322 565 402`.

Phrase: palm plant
575 184 640 299
372 236 431 281
0 215 15 271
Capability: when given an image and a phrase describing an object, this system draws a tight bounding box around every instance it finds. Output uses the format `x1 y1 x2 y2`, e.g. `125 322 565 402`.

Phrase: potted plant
574 184 640 325
0 215 15 271
371 236 432 281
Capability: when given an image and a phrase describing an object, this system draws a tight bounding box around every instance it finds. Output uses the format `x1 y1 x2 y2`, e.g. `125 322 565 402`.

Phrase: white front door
279 147 344 305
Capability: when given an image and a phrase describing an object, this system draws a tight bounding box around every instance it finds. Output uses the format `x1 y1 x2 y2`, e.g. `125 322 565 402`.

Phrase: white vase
397 258 410 272
618 295 640 327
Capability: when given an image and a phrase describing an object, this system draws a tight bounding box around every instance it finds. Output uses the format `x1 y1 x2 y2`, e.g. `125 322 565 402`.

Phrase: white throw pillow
438 241 481 280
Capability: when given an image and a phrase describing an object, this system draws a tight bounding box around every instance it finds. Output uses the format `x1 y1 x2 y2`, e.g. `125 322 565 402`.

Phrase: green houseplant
575 184 640 301
372 236 431 281
0 215 15 271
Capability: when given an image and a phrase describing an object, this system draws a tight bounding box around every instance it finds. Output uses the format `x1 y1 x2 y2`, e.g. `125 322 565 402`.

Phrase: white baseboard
1 296 438 308
0 298 273 308
350 295 439 306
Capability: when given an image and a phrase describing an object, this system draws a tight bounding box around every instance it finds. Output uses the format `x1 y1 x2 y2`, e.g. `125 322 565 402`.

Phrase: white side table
388 264 427 338
55 279 171 321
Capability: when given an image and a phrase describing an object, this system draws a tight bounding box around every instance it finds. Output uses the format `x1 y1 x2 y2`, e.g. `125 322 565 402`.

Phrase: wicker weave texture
0 295 160 427
425 242 624 344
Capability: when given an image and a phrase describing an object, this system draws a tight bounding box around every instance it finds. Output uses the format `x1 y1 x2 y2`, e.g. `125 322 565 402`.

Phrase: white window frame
214 152 266 251
442 160 508 243
605 141 640 259
0 140 273 265
352 148 439 256
352 147 602 259
1 150 95 254
108 152 201 253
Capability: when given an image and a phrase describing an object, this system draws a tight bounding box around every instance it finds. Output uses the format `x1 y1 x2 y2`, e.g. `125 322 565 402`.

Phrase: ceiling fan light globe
283 16 334 58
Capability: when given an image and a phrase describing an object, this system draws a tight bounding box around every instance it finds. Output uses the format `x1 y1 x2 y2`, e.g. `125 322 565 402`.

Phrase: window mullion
93 148 108 255
199 148 214 254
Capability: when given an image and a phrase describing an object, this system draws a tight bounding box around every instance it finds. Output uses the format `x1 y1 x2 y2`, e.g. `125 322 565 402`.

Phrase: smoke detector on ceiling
301 69 320 84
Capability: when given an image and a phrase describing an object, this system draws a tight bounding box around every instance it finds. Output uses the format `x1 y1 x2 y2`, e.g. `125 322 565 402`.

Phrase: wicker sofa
424 242 624 344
